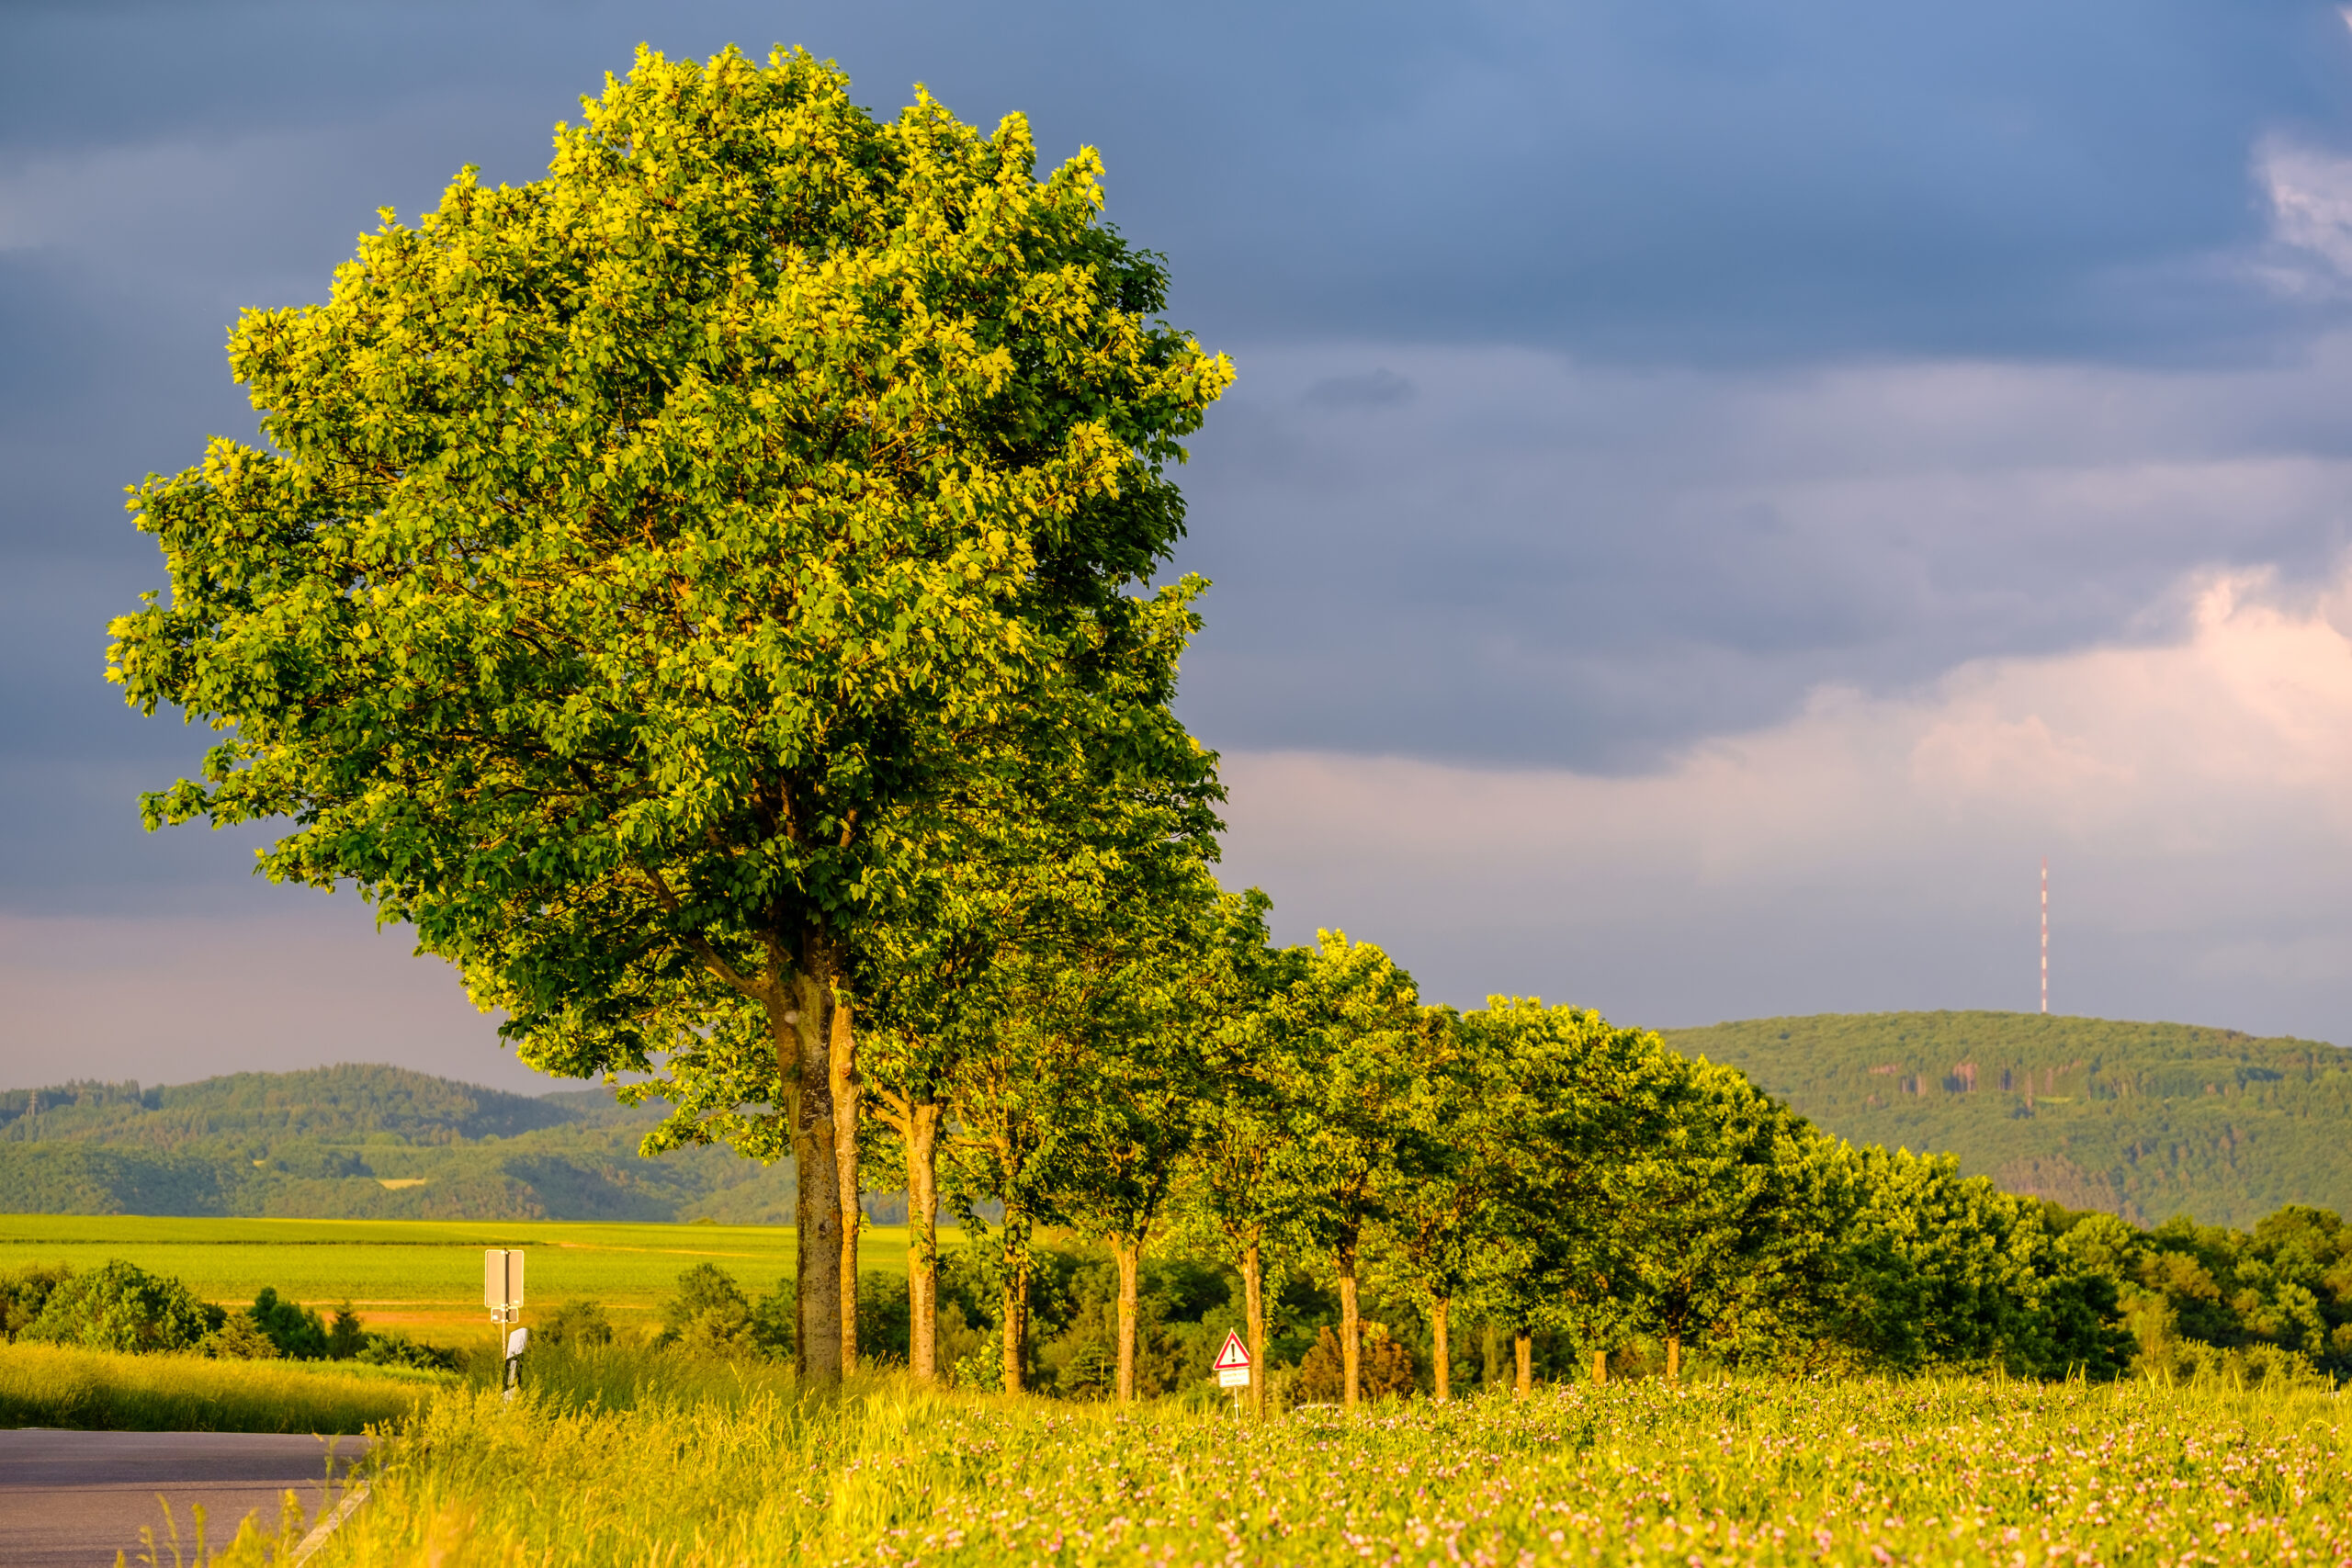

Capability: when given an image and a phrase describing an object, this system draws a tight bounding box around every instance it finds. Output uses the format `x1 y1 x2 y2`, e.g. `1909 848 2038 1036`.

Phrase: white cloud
2254 135 2352 295
1216 563 2352 1042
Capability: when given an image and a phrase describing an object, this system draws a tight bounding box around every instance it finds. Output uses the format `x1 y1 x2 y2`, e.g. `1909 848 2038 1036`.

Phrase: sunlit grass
290 1359 2351 1566
0 1341 447 1433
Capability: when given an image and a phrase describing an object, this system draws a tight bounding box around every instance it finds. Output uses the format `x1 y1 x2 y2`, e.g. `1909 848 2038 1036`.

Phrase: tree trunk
1513 1328 1532 1397
1114 1236 1141 1403
1431 1297 1451 1403
787 942 844 1389
1666 1333 1680 1382
906 1100 943 1382
1591 1348 1608 1385
1001 1258 1028 1394
1338 1248 1361 1410
831 995 859 1374
1242 1241 1266 1419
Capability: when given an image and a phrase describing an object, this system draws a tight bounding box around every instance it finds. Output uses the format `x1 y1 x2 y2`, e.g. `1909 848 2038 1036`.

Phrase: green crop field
274 1361 2351 1568
0 1214 916 1342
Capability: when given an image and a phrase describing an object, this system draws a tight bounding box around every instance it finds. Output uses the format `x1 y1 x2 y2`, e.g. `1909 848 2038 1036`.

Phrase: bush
203 1314 280 1360
249 1285 329 1359
540 1299 615 1349
356 1330 461 1372
854 1269 908 1365
1 1262 73 1341
20 1259 211 1354
328 1301 367 1359
1294 1323 1418 1404
655 1265 791 1360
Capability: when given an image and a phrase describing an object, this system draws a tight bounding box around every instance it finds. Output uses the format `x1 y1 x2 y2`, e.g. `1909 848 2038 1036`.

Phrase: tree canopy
107 44 1229 1382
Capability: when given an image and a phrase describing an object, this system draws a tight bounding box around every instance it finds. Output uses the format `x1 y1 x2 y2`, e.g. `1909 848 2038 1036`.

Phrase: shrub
249 1285 328 1359
854 1269 908 1365
1 1262 73 1341
21 1258 211 1354
748 1286 795 1359
656 1265 792 1360
203 1314 280 1359
356 1330 461 1372
539 1299 615 1349
328 1301 367 1359
1294 1323 1418 1404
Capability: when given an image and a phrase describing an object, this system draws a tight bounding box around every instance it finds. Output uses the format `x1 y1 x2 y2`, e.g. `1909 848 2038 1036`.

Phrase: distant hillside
1663 1011 2352 1227
0 1064 797 1223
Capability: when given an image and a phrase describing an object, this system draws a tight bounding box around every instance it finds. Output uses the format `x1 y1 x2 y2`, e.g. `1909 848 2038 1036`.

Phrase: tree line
847 886 2160 1408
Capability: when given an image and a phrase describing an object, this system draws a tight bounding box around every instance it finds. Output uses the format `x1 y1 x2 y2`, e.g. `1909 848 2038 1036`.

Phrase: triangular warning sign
1213 1329 1251 1371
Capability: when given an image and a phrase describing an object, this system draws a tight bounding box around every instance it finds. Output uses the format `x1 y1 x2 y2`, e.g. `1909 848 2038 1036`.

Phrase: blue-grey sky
8 0 2352 1091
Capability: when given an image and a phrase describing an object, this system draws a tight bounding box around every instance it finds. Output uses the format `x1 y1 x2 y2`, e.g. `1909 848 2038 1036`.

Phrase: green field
0 1214 914 1342
292 1365 2352 1567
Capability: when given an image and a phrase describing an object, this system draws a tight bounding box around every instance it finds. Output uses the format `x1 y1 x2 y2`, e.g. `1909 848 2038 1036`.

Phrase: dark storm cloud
1172 343 2352 768
9 2 2352 1075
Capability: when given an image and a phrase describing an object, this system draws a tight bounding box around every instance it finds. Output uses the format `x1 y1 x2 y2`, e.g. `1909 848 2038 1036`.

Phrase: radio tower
2040 857 2049 1015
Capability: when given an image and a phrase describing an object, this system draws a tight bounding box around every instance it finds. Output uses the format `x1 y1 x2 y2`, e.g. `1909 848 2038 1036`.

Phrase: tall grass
294 1360 2351 1567
0 1342 448 1432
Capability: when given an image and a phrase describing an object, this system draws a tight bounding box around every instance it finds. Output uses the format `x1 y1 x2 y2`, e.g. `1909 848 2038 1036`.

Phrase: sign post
1212 1328 1251 1414
484 1249 526 1396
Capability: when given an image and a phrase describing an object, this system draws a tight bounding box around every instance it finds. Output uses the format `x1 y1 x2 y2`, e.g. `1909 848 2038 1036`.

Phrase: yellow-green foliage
0 1341 445 1431
295 1373 2351 1566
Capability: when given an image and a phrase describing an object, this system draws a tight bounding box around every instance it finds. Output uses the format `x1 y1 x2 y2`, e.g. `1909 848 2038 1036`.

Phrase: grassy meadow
0 1213 911 1343
262 1361 2352 1567
0 1340 444 1432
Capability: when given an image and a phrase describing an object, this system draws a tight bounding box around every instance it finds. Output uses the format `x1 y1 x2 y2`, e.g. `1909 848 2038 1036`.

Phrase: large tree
1272 933 1427 1409
1177 894 1304 1418
1381 1005 1511 1401
1615 1057 1819 1379
106 45 1229 1384
857 640 1221 1383
1465 998 1667 1393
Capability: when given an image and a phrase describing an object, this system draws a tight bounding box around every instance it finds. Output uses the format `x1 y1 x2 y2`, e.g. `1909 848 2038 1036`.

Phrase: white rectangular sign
484 1248 525 1311
1218 1367 1250 1387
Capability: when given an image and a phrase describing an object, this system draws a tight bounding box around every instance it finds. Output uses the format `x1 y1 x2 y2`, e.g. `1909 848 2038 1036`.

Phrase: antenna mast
2040 856 2048 1015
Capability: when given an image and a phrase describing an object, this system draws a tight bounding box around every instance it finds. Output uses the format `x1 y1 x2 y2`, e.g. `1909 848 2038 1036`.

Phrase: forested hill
0 1064 797 1223
13 1018 2348 1229
0 1064 591 1146
1663 1011 2352 1227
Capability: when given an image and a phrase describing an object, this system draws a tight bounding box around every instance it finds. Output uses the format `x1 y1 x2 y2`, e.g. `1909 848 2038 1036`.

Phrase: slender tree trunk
1339 1247 1361 1410
1591 1348 1608 1385
1513 1328 1532 1397
831 996 859 1373
1242 1241 1266 1419
1666 1333 1680 1382
1114 1236 1141 1403
906 1100 943 1382
1432 1297 1451 1403
787 940 844 1389
1001 1258 1029 1394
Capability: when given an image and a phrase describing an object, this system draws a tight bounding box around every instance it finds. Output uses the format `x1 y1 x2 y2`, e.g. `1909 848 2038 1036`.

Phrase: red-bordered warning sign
1213 1330 1250 1371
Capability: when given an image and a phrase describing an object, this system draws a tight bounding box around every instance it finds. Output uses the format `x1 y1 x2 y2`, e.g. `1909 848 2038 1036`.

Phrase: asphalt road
0 1429 368 1568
